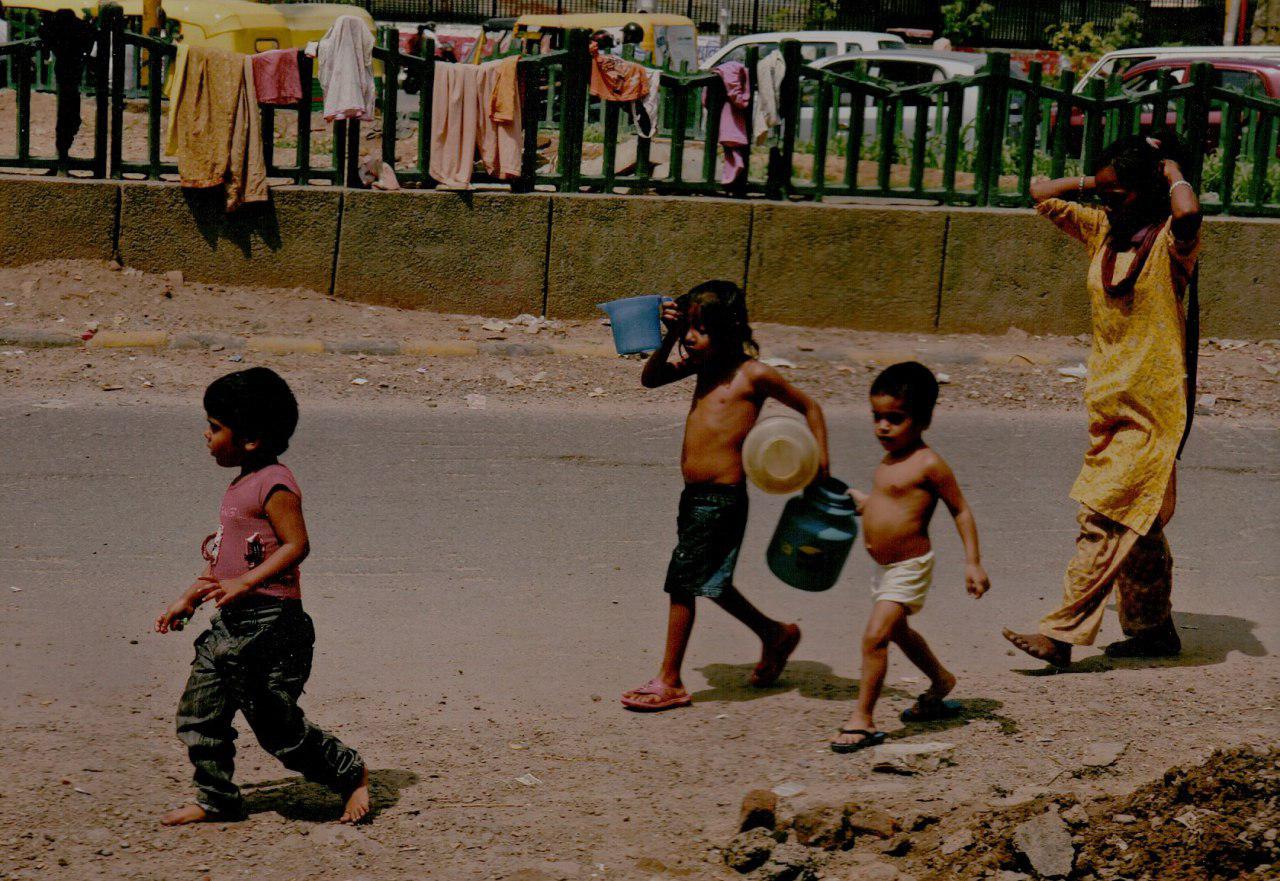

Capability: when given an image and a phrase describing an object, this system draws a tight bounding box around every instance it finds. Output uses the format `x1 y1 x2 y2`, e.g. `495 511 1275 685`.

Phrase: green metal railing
4 17 1280 216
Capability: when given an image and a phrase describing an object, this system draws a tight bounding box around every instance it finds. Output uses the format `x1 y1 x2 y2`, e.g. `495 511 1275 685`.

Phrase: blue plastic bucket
598 295 666 355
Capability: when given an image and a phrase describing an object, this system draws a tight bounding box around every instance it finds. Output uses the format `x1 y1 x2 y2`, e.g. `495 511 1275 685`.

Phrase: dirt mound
913 746 1279 881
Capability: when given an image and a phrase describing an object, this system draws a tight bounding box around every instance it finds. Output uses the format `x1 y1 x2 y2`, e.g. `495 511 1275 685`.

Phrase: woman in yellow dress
1003 131 1202 668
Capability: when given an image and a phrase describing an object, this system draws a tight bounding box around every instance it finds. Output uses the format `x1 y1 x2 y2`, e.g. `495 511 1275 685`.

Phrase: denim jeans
175 600 364 817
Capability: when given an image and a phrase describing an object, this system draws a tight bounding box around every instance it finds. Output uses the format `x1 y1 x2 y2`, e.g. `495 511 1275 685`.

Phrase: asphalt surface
0 396 1276 880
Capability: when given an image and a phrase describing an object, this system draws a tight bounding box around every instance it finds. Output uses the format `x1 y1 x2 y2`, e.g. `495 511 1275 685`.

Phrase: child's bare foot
339 767 370 824
830 713 885 753
1002 629 1071 668
750 623 801 687
900 669 959 722
161 804 211 826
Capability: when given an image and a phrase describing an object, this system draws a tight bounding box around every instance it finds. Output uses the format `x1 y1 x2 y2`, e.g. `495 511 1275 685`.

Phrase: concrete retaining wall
1 177 1276 338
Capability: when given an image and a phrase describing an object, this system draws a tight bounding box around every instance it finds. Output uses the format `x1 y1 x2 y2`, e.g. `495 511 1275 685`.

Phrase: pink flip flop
620 678 693 712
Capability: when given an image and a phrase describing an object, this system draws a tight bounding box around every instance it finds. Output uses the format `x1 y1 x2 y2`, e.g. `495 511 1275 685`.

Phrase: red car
1057 57 1280 153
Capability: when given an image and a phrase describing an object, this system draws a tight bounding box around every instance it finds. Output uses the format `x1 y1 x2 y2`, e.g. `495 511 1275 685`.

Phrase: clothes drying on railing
589 53 650 103
166 44 268 212
710 61 751 186
318 15 375 122
38 10 98 160
429 57 522 189
753 50 785 145
252 48 303 106
636 68 661 139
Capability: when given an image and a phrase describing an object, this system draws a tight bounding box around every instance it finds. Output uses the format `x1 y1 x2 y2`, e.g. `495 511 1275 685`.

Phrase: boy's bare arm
207 489 311 607
750 362 830 479
927 455 990 598
155 563 216 633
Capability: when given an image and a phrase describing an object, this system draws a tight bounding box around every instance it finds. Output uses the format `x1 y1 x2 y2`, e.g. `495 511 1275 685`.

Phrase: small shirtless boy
831 362 990 752
621 280 830 711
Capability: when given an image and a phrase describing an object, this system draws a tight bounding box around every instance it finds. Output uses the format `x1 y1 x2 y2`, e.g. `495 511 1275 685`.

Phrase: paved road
0 397 1276 879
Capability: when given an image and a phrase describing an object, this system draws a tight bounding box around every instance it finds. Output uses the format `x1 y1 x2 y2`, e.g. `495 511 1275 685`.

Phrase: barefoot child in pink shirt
155 368 370 824
621 281 830 711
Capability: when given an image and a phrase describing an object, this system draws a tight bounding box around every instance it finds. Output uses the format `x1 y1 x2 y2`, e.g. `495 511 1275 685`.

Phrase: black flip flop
830 728 886 754
900 695 962 723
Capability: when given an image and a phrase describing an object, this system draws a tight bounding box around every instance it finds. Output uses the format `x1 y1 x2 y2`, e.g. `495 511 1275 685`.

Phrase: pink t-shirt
202 463 302 600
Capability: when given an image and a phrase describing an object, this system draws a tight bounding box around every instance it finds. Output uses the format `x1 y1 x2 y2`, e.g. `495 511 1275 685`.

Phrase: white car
1075 45 1280 92
701 30 904 71
802 49 1006 144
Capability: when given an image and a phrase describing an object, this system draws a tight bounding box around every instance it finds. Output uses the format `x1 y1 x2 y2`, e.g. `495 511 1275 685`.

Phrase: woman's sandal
830 728 886 754
620 678 693 712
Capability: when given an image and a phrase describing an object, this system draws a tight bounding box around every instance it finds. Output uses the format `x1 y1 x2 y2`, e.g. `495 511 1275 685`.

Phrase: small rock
1111 813 1137 825
1012 808 1074 878
758 842 819 881
351 377 369 386
1060 804 1089 826
844 805 900 839
722 827 775 873
1005 326 1030 340
1194 393 1217 415
936 372 951 384
879 834 912 857
1058 363 1089 380
771 782 805 798
1081 741 1127 768
791 802 846 850
996 872 1031 881
872 741 956 774
940 828 974 855
739 789 778 833
762 357 797 369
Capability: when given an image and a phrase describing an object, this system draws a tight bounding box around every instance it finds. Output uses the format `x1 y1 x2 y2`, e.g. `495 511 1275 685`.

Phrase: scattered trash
3 302 14 307
73 787 92 795
141 381 154 389
587 387 606 398
80 330 96 341
351 377 369 386
514 773 541 787
762 357 797 369
508 742 529 751
228 354 243 363
1058 363 1089 380
9 586 21 592
936 372 951 384
99 384 124 392
466 394 487 410
771 782 805 798
416 366 429 374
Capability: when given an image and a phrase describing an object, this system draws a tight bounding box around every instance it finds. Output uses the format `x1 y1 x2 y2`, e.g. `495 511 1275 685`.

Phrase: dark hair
870 361 939 428
203 367 299 457
1093 126 1188 212
677 279 759 358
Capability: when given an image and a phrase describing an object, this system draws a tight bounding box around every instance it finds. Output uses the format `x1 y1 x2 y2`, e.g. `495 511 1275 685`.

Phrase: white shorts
871 551 935 615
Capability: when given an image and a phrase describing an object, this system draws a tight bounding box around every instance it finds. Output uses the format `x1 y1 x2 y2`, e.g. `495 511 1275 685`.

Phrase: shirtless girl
830 362 990 751
621 280 830 711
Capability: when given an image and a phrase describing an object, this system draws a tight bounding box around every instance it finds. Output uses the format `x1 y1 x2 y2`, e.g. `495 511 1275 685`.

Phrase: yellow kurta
1037 198 1200 535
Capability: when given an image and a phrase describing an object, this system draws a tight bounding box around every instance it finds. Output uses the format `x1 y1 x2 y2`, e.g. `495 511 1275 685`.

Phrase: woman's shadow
1013 610 1267 676
243 768 418 822
693 660 1018 738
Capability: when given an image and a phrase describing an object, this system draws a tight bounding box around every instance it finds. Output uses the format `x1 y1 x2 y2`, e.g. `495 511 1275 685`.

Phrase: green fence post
811 76 830 199
515 57 541 193
296 52 314 185
106 3 125 178
1017 62 1042 204
601 99 620 190
1249 115 1274 211
876 96 895 192
379 26 399 170
972 52 1009 207
1183 62 1212 192
1080 76 1105 179
768 39 801 200
145 33 164 179
1049 69 1074 179
941 85 961 201
844 77 866 192
702 76 724 186
15 44 31 164
92 11 110 178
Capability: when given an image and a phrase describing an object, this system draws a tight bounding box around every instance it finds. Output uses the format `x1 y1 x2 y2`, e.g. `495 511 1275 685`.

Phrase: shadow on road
889 697 1020 739
692 660 876 703
1012 610 1266 676
243 768 418 822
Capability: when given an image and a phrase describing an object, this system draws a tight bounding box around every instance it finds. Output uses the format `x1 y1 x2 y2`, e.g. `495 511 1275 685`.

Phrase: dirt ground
2 258 1277 422
1 261 1277 881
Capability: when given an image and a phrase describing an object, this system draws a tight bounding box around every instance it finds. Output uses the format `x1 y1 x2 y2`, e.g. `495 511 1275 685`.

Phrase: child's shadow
887 697 1020 740
244 768 418 823
693 660 906 703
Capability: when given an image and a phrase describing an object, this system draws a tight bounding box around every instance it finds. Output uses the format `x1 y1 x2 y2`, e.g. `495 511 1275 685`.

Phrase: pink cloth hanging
711 61 750 185
251 49 303 106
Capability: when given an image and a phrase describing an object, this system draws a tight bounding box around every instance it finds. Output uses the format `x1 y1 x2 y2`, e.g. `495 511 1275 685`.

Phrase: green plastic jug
766 476 858 592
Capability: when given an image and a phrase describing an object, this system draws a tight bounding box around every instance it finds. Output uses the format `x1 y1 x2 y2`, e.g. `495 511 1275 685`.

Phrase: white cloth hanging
752 50 785 145
318 15 375 122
